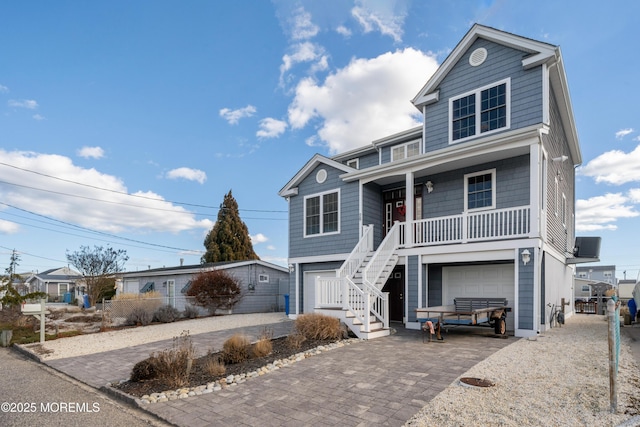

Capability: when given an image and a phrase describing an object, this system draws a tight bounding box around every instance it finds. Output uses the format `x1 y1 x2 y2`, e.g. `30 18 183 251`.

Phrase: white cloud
579 144 640 185
0 85 8 93
575 192 639 232
257 118 287 139
8 99 38 109
0 219 20 234
336 25 352 37
615 128 634 139
266 245 276 251
166 167 207 184
290 6 319 40
251 233 268 244
32 114 45 121
0 149 213 234
287 48 438 153
280 41 328 83
77 146 105 159
351 0 407 43
219 105 257 125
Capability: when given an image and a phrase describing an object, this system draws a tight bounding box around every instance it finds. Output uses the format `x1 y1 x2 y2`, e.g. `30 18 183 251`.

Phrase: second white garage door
442 263 515 331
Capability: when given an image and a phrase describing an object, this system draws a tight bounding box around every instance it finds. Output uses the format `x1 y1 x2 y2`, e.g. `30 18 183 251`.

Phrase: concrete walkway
18 318 516 426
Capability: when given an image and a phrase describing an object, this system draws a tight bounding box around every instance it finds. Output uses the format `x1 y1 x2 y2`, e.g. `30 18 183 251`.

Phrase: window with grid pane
481 83 506 132
467 174 492 209
452 94 476 141
467 173 493 210
323 192 338 232
450 78 509 143
304 190 340 236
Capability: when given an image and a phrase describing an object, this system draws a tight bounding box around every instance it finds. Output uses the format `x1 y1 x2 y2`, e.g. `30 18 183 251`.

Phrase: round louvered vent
316 169 327 184
469 47 487 67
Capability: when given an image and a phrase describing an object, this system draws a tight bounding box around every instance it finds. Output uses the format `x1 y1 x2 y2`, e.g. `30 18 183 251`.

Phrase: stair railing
363 221 401 290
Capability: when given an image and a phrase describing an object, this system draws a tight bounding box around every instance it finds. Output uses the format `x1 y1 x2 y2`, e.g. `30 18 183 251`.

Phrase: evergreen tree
202 190 259 263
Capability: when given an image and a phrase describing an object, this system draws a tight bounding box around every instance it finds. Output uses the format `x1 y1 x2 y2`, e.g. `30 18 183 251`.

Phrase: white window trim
449 78 511 144
346 158 359 169
303 189 341 238
390 139 421 162
561 193 567 227
259 274 269 283
58 283 69 296
463 169 496 212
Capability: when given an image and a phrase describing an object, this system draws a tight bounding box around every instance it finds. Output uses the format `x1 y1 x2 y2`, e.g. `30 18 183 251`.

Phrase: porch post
405 171 414 247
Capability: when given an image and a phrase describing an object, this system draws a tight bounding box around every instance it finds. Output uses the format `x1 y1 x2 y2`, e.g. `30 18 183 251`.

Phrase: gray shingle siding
543 89 575 255
363 182 384 246
424 38 543 153
371 155 531 219
288 164 360 258
518 247 535 329
407 256 419 322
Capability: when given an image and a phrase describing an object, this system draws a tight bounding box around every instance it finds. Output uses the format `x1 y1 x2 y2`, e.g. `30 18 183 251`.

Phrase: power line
0 161 287 213
0 202 203 253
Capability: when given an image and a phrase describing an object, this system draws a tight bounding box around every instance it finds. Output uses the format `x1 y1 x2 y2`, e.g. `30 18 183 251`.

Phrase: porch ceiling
356 143 530 187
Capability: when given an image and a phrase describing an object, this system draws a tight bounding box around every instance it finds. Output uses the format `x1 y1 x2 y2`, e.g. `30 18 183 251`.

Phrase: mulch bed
116 336 339 397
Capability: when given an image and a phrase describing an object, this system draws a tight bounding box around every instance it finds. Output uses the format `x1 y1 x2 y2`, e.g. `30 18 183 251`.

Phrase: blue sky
1 1 639 280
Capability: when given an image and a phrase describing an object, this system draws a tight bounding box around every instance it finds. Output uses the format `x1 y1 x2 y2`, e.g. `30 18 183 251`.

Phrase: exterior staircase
315 224 401 339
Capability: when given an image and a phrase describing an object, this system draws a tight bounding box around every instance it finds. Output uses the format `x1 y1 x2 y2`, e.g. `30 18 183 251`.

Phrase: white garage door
303 271 336 314
443 264 515 331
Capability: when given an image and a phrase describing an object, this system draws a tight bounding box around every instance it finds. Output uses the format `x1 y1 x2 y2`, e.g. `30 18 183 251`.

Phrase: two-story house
279 24 588 339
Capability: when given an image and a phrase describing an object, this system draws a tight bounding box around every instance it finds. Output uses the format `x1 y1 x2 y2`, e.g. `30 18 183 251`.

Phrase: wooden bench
454 297 509 313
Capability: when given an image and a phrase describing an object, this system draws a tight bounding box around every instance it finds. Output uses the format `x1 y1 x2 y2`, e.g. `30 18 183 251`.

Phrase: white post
39 297 46 343
607 298 617 413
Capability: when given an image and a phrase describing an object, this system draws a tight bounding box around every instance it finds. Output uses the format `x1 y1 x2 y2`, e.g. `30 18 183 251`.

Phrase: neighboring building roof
26 267 82 283
119 259 288 279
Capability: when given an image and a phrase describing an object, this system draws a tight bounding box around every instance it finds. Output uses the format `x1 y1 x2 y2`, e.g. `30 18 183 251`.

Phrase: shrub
126 307 153 326
222 334 250 364
252 338 273 358
204 351 226 376
285 332 306 350
130 357 158 382
153 305 181 323
186 270 243 314
130 331 195 388
183 305 199 319
294 313 342 340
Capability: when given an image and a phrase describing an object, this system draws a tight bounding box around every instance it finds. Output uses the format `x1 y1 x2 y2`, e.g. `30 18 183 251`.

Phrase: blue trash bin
284 294 290 316
63 292 71 303
82 294 90 309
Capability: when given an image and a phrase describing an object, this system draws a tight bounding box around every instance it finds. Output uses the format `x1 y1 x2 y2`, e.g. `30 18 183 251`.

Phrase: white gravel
406 314 640 427
31 312 289 360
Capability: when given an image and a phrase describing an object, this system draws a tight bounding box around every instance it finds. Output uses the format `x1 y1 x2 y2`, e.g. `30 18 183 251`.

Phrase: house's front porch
314 204 532 339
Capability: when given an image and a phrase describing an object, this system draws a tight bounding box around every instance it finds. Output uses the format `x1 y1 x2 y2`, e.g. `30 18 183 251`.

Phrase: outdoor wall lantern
425 181 434 193
288 264 295 273
521 249 531 265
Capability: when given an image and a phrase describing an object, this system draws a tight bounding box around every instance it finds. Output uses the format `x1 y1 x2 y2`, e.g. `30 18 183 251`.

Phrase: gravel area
28 312 290 360
406 314 640 427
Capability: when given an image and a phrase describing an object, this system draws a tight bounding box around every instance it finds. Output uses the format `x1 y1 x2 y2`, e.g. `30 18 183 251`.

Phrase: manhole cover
459 377 494 388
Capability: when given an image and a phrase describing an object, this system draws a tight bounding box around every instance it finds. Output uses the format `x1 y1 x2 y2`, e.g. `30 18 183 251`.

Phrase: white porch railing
363 221 401 289
337 224 374 280
410 205 530 246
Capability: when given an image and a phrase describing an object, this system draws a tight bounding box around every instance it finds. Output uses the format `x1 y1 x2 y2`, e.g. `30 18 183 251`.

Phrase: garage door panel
443 264 515 331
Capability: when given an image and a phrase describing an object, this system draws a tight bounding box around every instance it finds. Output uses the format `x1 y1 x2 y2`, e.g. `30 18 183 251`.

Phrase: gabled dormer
411 24 580 165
